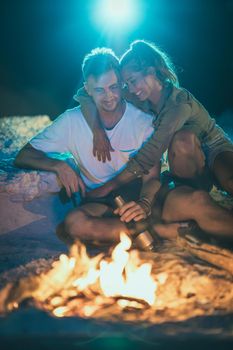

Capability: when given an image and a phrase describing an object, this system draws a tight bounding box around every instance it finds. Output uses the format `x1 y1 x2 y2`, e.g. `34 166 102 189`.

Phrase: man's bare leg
153 186 233 240
57 202 129 245
212 151 233 195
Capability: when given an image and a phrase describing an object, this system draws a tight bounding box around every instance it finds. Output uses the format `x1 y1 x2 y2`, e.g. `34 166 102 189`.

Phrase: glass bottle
114 195 155 251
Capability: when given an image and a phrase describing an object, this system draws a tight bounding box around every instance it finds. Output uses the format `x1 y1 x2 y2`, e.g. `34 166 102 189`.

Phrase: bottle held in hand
114 195 155 251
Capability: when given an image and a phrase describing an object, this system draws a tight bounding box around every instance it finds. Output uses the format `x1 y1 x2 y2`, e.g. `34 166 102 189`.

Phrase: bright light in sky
93 0 141 32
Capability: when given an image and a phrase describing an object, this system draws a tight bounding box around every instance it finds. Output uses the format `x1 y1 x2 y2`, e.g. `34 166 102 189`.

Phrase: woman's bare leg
168 130 205 178
154 186 233 240
212 151 233 195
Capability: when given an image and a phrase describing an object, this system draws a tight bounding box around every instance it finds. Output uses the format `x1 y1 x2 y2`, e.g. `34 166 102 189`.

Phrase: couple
15 40 233 245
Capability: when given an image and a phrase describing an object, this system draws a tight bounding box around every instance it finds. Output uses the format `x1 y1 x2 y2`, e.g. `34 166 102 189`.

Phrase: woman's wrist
137 197 152 217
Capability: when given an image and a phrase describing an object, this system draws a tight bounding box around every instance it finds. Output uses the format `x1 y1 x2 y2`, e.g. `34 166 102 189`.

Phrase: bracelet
137 197 152 217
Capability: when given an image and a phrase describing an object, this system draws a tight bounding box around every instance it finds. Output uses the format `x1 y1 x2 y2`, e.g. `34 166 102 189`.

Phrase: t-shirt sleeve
126 103 192 175
29 112 71 153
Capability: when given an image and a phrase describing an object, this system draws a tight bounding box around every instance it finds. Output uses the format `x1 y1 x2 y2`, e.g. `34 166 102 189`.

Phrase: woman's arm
75 87 114 162
87 103 192 197
125 103 192 176
75 88 101 130
137 162 161 215
86 168 137 198
114 163 161 222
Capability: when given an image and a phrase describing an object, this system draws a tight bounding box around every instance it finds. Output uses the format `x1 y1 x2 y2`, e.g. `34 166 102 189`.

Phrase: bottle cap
114 195 125 208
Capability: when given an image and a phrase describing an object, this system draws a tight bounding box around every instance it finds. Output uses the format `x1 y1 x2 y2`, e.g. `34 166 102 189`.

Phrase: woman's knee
168 130 205 177
169 130 198 156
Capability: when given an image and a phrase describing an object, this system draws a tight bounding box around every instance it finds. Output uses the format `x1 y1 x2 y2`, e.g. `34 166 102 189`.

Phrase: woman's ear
146 66 156 75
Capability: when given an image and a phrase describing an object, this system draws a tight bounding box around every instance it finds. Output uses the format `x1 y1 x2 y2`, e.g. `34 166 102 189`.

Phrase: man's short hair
82 47 120 81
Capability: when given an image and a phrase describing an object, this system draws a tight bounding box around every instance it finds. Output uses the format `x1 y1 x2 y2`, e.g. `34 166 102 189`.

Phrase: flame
0 232 158 318
1 231 232 323
99 232 157 305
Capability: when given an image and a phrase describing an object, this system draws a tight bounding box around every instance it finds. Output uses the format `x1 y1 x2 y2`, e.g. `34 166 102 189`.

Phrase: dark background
0 0 233 122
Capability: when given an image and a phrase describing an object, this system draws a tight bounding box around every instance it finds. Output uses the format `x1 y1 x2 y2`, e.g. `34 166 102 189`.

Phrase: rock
0 116 73 237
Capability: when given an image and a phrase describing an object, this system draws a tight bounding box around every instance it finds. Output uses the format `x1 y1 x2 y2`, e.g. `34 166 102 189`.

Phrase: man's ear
84 82 91 96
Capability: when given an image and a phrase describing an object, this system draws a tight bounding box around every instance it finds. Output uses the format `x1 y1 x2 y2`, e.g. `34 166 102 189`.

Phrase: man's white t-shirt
30 102 154 190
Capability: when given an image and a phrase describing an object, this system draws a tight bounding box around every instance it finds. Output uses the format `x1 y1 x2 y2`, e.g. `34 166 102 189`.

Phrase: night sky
0 0 233 121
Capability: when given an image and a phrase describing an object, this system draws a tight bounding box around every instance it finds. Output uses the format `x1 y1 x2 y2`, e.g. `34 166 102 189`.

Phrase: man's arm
14 143 85 198
15 143 61 172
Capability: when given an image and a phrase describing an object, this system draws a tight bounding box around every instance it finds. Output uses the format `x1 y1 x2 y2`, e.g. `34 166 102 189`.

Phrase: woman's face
121 65 162 102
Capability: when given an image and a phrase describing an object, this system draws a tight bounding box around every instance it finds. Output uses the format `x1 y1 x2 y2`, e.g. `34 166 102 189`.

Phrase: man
14 48 160 244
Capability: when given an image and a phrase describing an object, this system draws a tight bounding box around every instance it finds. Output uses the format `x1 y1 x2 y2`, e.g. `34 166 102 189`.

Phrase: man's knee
64 209 90 239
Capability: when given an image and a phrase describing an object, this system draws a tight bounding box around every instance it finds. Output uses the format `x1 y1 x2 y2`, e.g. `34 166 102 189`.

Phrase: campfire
0 232 233 323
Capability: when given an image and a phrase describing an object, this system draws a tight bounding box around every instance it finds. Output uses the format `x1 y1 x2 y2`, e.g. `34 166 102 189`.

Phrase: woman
75 40 233 233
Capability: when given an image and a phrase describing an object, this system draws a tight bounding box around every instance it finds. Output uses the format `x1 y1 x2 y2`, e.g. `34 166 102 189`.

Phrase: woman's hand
114 201 147 222
93 128 114 162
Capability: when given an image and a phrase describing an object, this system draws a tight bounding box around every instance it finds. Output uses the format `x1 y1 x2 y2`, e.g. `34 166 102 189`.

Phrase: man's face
85 70 122 113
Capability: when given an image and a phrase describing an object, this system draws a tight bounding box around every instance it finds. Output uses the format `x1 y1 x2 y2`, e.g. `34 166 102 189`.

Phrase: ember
0 233 233 324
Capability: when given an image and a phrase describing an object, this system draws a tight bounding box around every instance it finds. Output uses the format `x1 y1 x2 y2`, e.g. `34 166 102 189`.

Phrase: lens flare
93 0 141 32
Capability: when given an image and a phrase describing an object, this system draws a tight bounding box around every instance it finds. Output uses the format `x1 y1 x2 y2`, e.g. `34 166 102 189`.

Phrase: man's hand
114 201 147 222
93 128 114 162
55 161 86 198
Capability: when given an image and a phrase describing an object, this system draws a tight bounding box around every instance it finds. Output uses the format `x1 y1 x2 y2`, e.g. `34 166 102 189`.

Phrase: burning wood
0 233 233 324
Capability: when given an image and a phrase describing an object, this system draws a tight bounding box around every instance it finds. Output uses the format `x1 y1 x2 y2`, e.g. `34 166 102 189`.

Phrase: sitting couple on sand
15 40 233 246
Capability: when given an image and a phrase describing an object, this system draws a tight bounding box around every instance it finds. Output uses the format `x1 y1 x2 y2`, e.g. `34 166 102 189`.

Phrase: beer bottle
114 195 155 251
